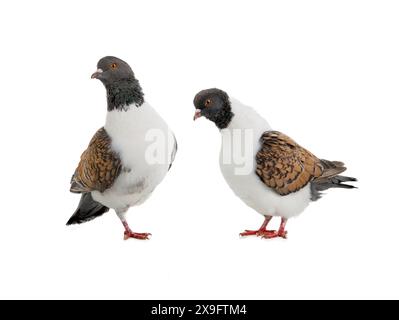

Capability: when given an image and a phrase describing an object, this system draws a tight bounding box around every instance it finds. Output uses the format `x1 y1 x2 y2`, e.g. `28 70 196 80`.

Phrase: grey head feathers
92 56 144 111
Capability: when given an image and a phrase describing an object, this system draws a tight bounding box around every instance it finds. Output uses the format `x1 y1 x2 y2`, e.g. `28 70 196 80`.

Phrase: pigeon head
91 56 144 110
91 56 135 85
193 88 234 129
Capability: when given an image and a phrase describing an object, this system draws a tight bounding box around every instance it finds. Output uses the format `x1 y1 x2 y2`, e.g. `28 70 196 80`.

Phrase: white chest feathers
105 102 174 169
93 102 175 210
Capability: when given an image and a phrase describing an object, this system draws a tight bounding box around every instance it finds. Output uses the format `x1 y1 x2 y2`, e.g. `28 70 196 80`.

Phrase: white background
0 0 398 299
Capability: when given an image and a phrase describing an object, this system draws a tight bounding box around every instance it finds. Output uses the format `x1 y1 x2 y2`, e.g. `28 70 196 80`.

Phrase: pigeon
193 88 356 239
67 56 177 240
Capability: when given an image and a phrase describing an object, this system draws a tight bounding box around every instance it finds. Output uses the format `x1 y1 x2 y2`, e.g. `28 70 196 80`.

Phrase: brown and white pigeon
67 56 177 240
193 88 356 239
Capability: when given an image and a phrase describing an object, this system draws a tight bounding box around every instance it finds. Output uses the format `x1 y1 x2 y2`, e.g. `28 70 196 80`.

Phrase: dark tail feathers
311 175 357 201
66 193 109 225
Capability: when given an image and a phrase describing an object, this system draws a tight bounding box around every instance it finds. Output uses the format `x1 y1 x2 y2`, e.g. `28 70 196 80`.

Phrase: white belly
92 103 174 211
92 164 168 210
220 160 311 218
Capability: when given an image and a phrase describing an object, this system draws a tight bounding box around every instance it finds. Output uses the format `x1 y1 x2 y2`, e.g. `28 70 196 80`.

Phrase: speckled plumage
70 128 122 193
256 131 335 196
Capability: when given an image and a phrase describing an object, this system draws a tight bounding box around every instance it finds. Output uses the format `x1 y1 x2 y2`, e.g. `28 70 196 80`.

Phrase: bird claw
239 230 258 237
278 230 288 239
258 230 277 239
240 229 287 239
123 231 152 240
259 230 288 239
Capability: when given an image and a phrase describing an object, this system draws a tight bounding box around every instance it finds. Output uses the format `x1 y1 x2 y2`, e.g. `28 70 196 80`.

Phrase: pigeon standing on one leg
67 56 177 240
193 88 356 239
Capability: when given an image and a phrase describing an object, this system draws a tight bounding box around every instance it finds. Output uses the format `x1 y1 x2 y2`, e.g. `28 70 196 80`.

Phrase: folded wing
70 127 122 194
256 131 346 196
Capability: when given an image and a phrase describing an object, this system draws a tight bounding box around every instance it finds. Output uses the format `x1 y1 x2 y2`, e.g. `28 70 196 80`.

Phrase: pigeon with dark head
193 88 356 239
68 56 177 240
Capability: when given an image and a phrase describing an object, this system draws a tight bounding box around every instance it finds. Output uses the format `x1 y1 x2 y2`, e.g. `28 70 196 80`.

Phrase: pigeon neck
214 99 234 130
106 78 144 111
224 98 272 131
215 111 234 129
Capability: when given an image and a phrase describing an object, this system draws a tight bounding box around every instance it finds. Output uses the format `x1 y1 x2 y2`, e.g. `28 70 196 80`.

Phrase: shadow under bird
193 88 356 239
67 56 177 240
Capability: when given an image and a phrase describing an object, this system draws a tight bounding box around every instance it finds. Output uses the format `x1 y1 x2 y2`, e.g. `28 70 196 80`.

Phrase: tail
311 159 357 201
311 175 357 201
66 193 109 225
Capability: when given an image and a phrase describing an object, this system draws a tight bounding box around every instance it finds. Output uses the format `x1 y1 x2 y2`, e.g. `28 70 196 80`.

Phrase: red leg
277 217 288 239
240 216 288 239
259 217 288 239
240 216 275 237
122 221 151 240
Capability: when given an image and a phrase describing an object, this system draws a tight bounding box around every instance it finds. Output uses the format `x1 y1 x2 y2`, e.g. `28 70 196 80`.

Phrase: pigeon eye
205 99 212 107
111 63 118 69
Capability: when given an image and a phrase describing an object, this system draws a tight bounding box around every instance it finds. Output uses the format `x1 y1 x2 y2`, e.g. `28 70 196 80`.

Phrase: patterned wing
255 131 323 195
70 128 122 193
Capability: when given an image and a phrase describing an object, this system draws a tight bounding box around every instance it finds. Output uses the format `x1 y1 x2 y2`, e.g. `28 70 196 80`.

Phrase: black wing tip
310 175 357 201
66 219 75 225
67 193 110 226
335 175 358 189
66 215 81 225
66 214 98 225
344 176 358 182
339 183 357 189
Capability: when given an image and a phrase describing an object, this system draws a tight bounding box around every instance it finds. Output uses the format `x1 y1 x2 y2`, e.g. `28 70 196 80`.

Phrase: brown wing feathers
70 128 122 193
256 131 346 196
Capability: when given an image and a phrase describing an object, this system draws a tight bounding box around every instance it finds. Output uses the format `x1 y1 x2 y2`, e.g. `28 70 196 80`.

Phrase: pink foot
239 230 259 237
239 217 288 240
240 229 287 239
123 231 152 240
258 230 288 239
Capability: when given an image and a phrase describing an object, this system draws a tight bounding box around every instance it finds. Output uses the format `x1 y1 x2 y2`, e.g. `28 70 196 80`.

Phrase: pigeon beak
91 68 103 79
193 109 202 121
